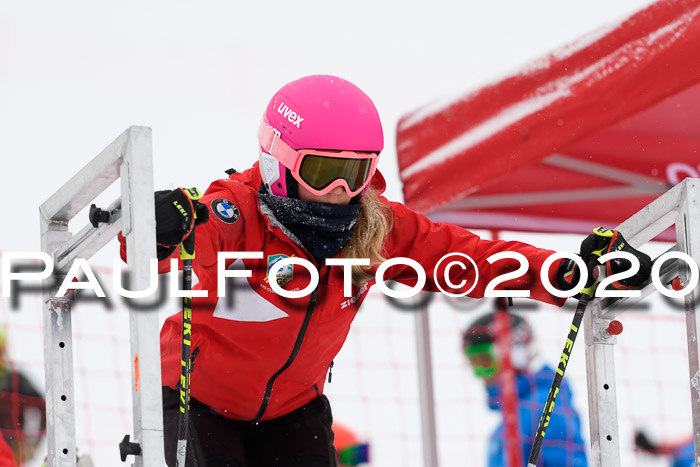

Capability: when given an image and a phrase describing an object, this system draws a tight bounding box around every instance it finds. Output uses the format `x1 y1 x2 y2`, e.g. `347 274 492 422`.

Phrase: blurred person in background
669 439 694 467
463 306 588 466
634 430 693 467
0 327 45 465
333 423 369 466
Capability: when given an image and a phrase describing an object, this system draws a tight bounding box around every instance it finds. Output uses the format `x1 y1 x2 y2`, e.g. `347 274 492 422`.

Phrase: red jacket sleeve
381 200 566 307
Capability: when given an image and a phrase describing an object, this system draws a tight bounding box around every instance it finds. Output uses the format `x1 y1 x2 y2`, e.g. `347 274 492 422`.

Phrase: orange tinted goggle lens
299 155 373 192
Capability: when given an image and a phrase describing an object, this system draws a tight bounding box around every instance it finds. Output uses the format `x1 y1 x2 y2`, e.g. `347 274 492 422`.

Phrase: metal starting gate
39 127 163 466
415 178 700 466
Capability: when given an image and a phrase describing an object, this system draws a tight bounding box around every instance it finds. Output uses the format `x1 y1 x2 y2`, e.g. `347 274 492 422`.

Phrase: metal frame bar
674 181 700 459
585 178 700 466
415 306 439 467
40 126 162 466
584 300 622 465
446 153 668 211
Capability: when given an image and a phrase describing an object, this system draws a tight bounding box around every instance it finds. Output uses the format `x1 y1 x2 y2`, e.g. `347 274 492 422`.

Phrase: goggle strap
465 342 493 356
258 116 297 169
269 128 281 155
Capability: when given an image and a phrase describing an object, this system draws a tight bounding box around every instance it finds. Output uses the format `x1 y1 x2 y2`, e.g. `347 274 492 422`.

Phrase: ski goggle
464 342 499 379
258 116 378 197
338 443 370 465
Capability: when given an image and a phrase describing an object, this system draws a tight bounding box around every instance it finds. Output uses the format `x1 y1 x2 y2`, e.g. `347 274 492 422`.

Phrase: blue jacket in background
486 365 587 466
670 439 693 467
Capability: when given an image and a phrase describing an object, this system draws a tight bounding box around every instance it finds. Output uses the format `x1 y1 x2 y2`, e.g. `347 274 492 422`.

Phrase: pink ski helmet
258 75 384 198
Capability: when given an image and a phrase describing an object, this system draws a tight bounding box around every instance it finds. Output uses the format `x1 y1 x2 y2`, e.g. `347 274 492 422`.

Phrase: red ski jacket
136 164 565 421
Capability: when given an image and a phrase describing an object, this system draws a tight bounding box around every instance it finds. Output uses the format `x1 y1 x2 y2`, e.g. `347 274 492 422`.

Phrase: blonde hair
341 186 394 285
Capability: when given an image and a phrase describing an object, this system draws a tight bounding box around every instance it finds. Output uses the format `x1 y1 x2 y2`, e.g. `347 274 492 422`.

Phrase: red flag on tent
397 0 700 239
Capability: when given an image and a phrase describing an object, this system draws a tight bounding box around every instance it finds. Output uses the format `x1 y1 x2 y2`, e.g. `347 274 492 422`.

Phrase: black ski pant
162 387 338 467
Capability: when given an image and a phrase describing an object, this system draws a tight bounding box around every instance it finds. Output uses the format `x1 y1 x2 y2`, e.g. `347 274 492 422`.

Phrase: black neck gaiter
258 188 361 266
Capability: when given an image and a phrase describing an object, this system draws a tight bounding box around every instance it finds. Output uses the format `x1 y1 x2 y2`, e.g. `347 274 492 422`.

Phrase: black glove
155 188 209 260
556 257 583 294
556 227 652 295
580 227 652 289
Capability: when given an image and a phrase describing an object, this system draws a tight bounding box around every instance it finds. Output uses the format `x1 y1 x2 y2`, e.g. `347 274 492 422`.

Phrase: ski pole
527 267 600 467
176 187 203 467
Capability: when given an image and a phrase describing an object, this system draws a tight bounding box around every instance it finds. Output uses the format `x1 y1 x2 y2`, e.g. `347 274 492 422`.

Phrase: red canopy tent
396 0 700 241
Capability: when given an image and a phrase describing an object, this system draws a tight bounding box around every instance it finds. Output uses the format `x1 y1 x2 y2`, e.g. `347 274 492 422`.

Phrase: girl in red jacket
146 75 639 466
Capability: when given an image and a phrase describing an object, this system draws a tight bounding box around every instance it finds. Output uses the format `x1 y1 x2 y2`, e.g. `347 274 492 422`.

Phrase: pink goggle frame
258 116 379 197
